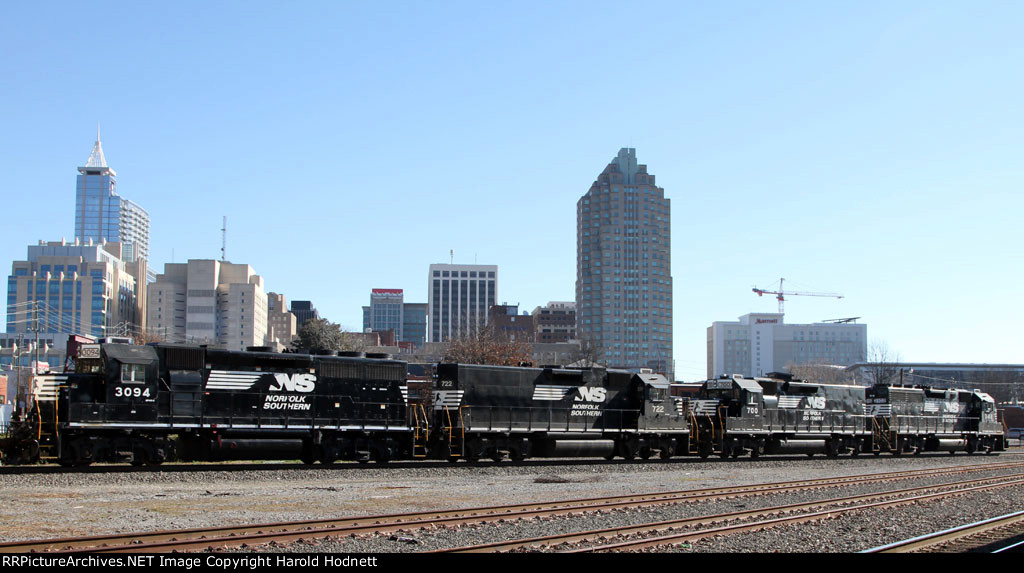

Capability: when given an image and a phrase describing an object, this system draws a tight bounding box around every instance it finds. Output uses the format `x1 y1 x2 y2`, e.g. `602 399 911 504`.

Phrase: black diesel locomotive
2 343 410 466
688 373 1005 458
0 342 1006 466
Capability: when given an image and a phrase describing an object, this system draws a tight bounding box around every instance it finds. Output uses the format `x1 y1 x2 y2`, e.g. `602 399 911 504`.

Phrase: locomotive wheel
132 448 148 466
659 447 673 460
697 441 712 459
825 440 839 459
639 447 652 460
509 445 527 463
604 453 617 461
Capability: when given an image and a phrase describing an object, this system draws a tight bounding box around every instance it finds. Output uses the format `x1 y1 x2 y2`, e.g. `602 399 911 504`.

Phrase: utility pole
33 301 39 376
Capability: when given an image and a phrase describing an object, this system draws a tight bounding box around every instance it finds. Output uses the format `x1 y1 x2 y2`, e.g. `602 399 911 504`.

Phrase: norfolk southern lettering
571 386 607 417
262 373 316 410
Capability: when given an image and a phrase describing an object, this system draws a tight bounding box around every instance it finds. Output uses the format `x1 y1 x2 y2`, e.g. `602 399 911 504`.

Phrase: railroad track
439 474 1024 552
864 510 1024 553
2 462 1022 553
2 449 1019 475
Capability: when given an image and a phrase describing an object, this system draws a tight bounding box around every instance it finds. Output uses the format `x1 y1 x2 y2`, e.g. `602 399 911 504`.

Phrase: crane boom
752 278 843 313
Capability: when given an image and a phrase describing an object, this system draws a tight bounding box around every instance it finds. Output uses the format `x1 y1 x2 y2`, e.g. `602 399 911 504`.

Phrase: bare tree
863 340 902 386
338 331 371 353
788 363 854 385
565 335 605 368
132 329 165 346
442 323 532 366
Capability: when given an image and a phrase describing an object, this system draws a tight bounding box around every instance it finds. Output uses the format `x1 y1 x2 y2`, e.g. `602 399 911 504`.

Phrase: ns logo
575 387 607 403
270 373 317 393
805 396 826 410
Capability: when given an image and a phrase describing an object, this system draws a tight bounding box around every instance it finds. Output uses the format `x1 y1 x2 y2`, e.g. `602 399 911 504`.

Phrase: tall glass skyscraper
74 129 150 268
576 148 673 376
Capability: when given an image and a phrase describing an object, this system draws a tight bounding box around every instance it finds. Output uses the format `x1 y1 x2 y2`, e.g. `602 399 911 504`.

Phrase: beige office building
147 260 268 350
266 292 297 351
6 239 145 341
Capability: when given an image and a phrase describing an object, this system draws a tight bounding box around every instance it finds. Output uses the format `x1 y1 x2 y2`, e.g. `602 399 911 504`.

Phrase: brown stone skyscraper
576 148 672 376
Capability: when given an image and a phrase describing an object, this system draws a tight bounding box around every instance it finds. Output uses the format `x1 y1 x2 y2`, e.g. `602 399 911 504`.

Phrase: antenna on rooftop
450 249 454 264
221 216 227 262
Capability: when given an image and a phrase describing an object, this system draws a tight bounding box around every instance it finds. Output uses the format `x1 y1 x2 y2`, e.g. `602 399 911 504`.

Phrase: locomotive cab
635 373 682 421
691 377 766 458
97 344 160 423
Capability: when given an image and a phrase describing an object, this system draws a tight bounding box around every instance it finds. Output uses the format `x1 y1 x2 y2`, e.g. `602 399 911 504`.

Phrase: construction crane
752 277 843 314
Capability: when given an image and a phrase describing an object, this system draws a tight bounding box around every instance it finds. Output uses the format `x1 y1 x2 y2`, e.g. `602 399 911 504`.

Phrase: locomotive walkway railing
761 408 869 435
451 405 687 434
889 414 978 435
152 390 410 432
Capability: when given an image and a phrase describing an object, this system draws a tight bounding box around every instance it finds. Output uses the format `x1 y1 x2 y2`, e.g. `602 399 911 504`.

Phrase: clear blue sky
2 1 1021 380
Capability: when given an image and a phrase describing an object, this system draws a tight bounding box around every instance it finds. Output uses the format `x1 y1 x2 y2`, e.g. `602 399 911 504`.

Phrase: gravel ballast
2 452 1023 552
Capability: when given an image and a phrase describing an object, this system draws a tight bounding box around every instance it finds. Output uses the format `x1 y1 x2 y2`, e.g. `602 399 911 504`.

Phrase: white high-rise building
428 264 497 342
707 313 867 378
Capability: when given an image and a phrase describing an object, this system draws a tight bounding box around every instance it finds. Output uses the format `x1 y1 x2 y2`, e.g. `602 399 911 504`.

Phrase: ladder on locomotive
871 415 895 453
687 410 700 455
412 403 429 458
442 407 466 458
30 375 65 462
687 406 725 456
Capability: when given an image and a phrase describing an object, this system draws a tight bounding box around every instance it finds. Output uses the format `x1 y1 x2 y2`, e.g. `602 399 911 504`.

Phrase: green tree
292 318 345 354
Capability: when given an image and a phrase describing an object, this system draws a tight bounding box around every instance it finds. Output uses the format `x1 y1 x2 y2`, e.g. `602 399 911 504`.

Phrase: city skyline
2 3 1022 380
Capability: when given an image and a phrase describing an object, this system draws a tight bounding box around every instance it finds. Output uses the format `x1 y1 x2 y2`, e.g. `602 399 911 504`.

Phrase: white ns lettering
270 373 317 393
575 387 607 402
